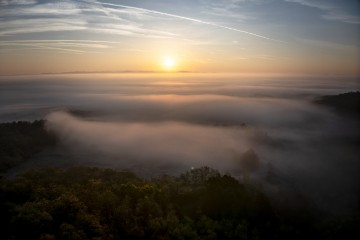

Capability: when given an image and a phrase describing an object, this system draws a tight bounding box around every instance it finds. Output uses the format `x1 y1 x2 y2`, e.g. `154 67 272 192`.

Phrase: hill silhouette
315 91 360 116
0 120 56 173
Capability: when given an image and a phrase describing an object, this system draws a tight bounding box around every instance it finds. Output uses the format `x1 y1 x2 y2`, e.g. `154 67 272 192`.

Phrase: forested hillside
0 120 56 172
315 91 360 116
0 167 358 240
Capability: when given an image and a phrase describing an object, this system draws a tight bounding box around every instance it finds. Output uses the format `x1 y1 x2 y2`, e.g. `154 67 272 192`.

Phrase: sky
0 0 359 75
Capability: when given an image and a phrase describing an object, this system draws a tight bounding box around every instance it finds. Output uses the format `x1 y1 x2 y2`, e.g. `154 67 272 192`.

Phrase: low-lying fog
1 73 359 214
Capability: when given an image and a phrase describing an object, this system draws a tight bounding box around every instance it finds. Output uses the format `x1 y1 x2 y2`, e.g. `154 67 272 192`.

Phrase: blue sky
0 0 359 75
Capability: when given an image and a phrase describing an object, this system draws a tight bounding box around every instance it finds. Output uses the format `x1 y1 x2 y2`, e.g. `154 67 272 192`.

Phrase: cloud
0 18 87 36
69 94 324 128
0 0 284 56
199 0 256 22
285 0 360 24
0 0 178 39
322 10 360 25
90 0 282 42
0 39 121 54
1 74 359 213
45 111 250 172
42 92 359 213
0 1 82 15
0 0 36 5
284 0 330 9
88 23 178 38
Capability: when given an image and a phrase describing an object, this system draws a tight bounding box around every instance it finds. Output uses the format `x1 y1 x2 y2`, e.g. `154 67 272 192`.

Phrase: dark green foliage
1 167 356 240
0 120 56 172
315 91 360 116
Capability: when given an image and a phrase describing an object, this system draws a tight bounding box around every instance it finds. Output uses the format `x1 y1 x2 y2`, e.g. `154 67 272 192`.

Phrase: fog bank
1 74 359 214
46 111 251 172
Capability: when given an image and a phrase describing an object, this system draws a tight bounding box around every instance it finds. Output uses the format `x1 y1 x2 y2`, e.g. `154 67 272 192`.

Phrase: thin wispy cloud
322 10 360 25
0 0 283 45
203 7 253 22
0 18 87 36
88 0 283 42
285 0 360 24
0 0 36 5
200 0 256 22
0 40 108 48
33 45 85 53
0 1 81 15
0 45 84 54
0 40 123 54
0 0 181 40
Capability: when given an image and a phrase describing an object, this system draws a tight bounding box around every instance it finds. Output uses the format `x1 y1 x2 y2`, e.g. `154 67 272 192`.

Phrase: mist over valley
1 74 359 216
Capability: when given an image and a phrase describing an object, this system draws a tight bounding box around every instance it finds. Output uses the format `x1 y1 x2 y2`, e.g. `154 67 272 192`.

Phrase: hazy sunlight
162 57 175 70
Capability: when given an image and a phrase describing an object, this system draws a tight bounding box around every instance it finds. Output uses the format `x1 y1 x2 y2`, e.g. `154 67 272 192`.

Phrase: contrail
83 0 283 43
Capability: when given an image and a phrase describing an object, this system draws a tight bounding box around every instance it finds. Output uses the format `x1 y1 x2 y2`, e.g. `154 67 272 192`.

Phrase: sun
162 57 175 70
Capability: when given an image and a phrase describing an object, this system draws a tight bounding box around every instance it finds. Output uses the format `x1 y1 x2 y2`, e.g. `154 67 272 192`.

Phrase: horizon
1 71 359 78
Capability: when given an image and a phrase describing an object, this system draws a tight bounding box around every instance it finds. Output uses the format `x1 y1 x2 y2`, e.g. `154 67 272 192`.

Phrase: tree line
1 166 358 240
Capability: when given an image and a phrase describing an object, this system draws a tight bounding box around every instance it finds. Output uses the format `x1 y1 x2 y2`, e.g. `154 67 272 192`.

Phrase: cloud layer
45 111 251 171
1 74 359 213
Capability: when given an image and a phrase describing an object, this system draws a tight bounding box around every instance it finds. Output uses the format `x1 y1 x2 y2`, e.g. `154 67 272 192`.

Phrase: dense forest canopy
0 120 56 173
1 167 359 240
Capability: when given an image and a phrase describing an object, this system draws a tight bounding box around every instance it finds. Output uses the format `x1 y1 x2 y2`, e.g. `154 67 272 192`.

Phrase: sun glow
162 57 175 70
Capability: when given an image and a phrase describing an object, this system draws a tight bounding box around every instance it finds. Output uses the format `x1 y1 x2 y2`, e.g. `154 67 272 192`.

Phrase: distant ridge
41 70 193 75
315 91 360 116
